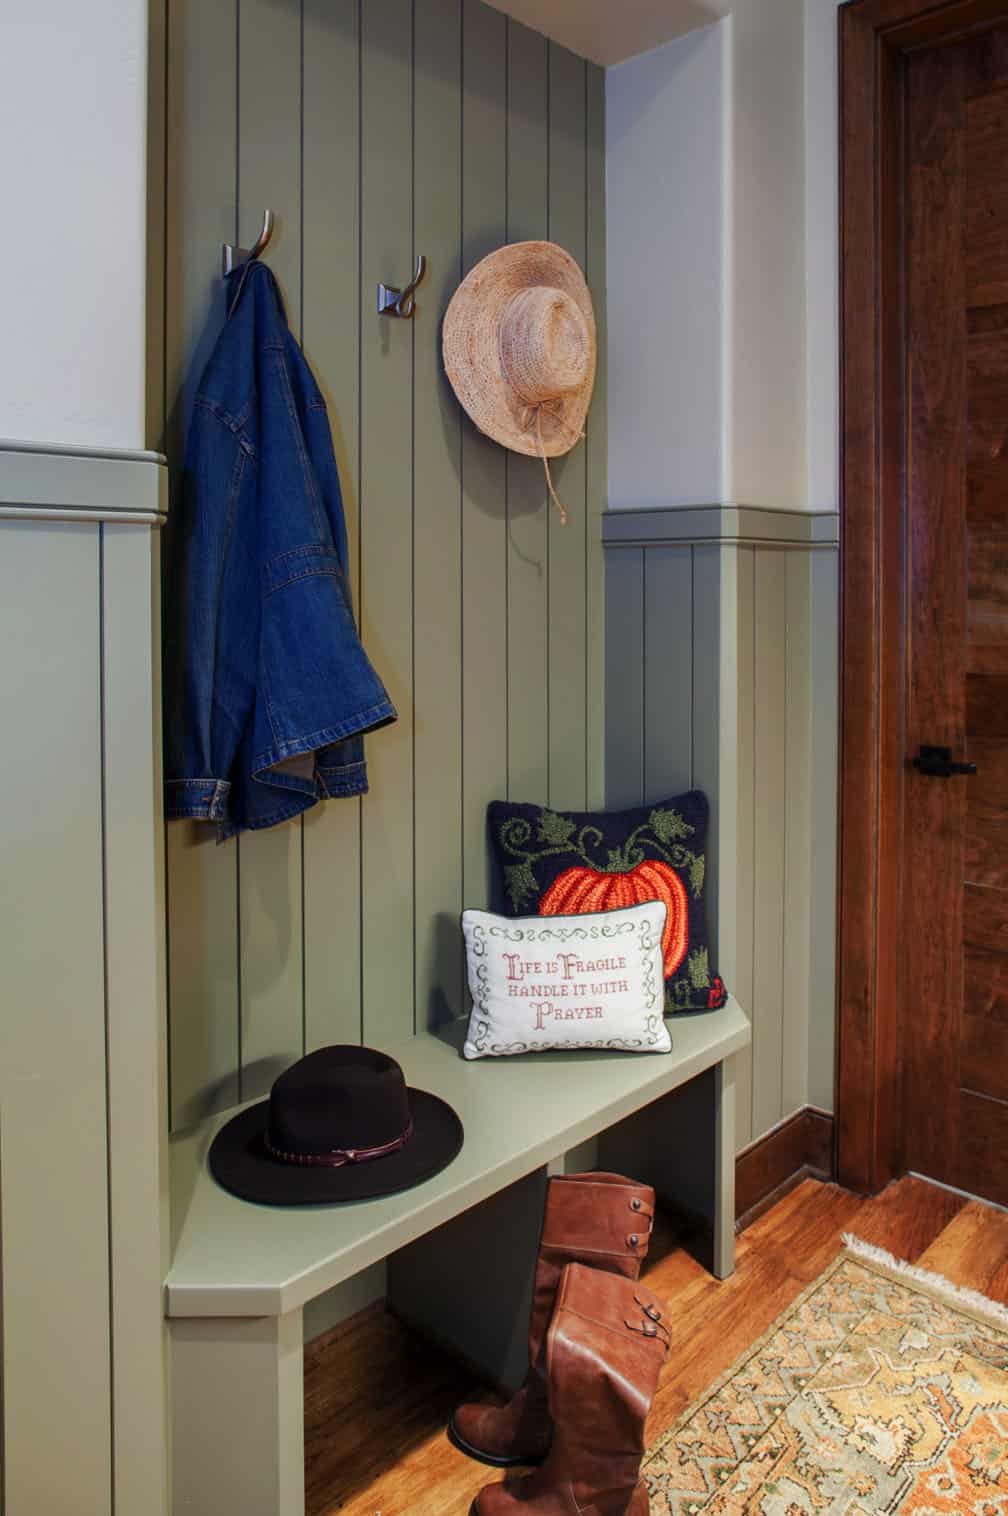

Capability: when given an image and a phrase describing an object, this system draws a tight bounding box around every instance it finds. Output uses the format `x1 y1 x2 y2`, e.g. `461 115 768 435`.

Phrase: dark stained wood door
901 25 1008 1204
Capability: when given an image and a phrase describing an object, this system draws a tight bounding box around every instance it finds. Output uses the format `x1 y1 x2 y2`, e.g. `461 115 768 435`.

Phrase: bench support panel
598 1058 737 1280
171 1309 304 1516
388 1167 548 1392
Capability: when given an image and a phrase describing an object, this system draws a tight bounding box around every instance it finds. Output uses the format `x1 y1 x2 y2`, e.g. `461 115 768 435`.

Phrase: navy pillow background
487 791 728 1013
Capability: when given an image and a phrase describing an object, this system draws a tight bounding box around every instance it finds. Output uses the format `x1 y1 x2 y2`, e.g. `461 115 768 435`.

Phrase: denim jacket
164 261 395 838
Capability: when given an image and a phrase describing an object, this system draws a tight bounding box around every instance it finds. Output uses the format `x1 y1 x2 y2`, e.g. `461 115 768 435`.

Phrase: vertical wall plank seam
545 42 552 805
356 0 365 1043
457 0 466 1002
749 546 757 1129
459 0 466 996
235 2 242 240
98 524 117 1515
410 0 418 1033
583 57 589 805
0 1117 5 1514
160 0 173 1126
780 551 790 1114
504 19 511 802
641 548 648 802
234 0 244 1099
410 0 416 1031
299 0 307 1056
690 546 696 789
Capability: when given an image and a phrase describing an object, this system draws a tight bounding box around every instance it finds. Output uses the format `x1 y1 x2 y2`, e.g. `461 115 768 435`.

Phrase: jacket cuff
317 759 368 799
165 778 232 821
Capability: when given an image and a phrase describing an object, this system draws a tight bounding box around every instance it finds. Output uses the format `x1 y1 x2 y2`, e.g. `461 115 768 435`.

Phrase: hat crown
267 1045 411 1158
498 285 591 407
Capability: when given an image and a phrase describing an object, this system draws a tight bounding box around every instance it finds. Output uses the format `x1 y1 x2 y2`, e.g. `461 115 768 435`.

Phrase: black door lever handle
912 744 977 778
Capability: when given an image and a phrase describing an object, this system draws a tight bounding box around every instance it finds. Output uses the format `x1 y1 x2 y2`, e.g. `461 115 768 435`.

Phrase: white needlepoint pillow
460 900 671 1059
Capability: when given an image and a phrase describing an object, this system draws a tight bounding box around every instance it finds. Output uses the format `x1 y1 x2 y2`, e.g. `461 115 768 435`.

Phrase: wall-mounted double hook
377 255 428 319
223 210 275 277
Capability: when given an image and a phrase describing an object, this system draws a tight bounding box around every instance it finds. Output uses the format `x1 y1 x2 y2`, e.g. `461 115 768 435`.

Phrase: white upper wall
730 0 806 509
606 0 837 513
804 0 842 512
607 24 727 509
1 4 148 451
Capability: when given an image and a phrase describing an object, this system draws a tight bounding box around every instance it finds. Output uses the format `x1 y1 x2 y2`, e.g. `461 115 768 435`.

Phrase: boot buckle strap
629 1196 655 1224
625 1314 671 1349
634 1293 662 1322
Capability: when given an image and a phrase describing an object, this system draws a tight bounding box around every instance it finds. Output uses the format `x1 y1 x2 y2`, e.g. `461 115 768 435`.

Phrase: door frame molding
837 0 1008 1192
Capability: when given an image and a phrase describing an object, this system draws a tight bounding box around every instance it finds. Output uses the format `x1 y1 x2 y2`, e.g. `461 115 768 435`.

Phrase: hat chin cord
520 400 584 528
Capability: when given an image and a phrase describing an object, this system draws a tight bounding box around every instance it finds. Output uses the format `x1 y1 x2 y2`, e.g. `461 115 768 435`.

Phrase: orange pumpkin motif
539 859 689 979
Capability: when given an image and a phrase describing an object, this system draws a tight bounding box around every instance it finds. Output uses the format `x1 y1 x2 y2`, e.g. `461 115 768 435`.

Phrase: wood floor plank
304 1174 1008 1516
915 1197 1008 1303
844 1173 968 1261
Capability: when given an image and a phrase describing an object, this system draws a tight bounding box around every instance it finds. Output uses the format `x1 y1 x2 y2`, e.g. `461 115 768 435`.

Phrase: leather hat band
264 1119 414 1168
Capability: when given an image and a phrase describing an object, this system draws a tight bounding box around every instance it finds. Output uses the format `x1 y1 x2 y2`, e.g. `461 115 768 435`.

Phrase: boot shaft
540 1172 656 1271
529 1173 656 1366
546 1265 667 1463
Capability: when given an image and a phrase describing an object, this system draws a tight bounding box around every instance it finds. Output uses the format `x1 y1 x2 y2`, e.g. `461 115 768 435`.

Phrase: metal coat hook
223 209 275 277
377 255 428 319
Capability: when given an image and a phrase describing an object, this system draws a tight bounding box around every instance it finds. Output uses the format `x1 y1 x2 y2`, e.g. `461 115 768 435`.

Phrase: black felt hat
208 1044 464 1205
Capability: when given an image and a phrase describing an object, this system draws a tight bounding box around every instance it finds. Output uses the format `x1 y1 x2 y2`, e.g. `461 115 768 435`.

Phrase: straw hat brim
442 241 597 459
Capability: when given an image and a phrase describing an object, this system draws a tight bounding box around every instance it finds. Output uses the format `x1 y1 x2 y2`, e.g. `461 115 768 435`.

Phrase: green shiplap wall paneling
360 0 415 1051
506 24 550 802
238 0 305 1102
692 544 721 965
604 529 836 1151
644 546 693 797
0 524 111 1513
585 64 607 811
751 549 787 1139
159 2 606 1127
808 550 839 1113
782 551 812 1114
302 0 363 1053
604 546 644 810
414 0 464 1034
460 0 508 913
164 0 240 1128
548 42 588 812
729 545 756 1145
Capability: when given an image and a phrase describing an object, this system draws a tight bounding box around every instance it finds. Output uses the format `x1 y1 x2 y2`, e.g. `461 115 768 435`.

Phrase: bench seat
167 998 749 1318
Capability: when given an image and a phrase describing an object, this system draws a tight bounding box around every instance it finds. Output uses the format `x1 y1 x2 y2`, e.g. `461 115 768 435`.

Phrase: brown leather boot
471 1262 669 1516
450 1172 656 1467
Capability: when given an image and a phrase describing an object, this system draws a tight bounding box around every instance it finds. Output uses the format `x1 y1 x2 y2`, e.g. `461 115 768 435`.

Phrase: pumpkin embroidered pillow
487 792 727 1013
460 901 671 1059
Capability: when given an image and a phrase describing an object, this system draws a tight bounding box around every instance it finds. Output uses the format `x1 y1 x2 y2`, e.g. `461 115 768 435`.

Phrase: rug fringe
842 1232 1008 1329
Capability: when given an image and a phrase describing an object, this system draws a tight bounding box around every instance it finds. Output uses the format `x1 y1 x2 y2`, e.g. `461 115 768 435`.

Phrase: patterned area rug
645 1236 1008 1514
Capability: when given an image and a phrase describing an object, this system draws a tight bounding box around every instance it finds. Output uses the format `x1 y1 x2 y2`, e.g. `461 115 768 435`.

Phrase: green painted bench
166 999 750 1516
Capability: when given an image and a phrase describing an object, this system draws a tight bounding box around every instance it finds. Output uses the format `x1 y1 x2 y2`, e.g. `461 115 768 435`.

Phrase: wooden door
900 25 1008 1204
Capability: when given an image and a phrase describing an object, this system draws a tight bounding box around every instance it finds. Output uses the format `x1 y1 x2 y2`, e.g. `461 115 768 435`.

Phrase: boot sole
447 1414 547 1469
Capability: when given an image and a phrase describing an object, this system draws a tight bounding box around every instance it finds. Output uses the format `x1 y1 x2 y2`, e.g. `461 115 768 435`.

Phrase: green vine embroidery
499 806 705 914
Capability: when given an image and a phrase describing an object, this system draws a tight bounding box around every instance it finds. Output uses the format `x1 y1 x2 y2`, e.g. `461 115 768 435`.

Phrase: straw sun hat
442 240 596 524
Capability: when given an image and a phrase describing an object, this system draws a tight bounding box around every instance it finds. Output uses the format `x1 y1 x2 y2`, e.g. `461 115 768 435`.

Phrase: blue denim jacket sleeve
163 397 257 824
163 262 396 837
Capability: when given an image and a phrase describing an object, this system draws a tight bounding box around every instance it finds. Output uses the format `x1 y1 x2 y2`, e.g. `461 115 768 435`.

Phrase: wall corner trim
602 504 839 548
0 439 169 526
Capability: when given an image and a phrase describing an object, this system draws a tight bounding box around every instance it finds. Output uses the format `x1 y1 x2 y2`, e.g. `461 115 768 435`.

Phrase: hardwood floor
304 1175 1008 1516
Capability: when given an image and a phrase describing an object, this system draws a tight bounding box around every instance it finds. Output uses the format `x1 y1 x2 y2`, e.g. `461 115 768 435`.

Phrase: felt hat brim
208 1086 464 1206
442 241 596 459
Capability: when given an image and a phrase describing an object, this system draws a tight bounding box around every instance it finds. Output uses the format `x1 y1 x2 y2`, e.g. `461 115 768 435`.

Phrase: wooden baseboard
735 1107 835 1230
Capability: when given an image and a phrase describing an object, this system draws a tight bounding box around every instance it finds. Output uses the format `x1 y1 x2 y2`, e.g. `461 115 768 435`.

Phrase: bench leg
171 1309 304 1516
713 1054 737 1279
